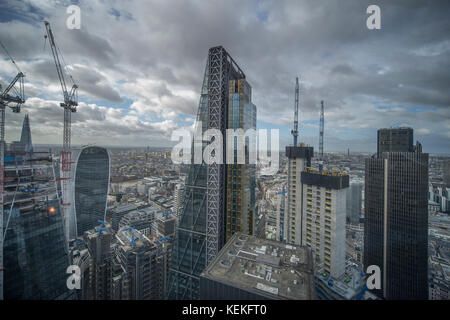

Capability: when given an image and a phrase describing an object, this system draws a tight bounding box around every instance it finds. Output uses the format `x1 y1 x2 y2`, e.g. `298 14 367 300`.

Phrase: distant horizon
29 143 450 156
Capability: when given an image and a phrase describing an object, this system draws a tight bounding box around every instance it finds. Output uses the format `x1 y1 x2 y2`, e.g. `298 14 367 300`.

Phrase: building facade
113 229 167 300
2 115 70 299
429 183 449 213
346 180 363 225
167 46 255 299
286 144 313 245
225 78 257 241
82 226 114 300
276 188 288 242
377 127 414 155
364 128 428 299
300 168 348 278
66 146 111 238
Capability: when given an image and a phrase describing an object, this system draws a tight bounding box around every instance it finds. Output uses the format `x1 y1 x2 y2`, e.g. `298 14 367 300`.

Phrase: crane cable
0 40 22 74
43 29 77 87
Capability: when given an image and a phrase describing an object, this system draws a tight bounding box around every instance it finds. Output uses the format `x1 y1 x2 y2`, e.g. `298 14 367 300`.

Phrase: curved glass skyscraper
67 146 110 238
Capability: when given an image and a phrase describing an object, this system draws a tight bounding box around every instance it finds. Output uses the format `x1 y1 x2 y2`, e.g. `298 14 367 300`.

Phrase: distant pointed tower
20 114 33 153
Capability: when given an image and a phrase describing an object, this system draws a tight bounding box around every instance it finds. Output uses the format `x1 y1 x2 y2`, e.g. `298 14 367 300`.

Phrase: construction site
0 21 79 300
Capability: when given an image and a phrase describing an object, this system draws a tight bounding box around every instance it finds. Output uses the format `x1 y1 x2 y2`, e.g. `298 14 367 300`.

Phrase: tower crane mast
291 77 299 146
319 100 324 172
319 100 324 159
44 21 78 238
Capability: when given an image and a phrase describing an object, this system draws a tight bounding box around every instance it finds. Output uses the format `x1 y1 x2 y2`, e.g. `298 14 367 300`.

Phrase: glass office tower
71 146 110 237
2 115 70 299
167 46 255 299
226 79 256 241
364 128 428 299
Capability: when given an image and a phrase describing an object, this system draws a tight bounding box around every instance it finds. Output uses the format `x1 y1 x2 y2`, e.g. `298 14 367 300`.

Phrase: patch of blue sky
256 10 268 22
374 101 437 113
108 7 133 21
80 96 132 110
0 2 45 25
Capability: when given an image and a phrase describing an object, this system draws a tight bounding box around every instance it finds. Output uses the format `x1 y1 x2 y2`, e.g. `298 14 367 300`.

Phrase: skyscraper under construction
167 46 256 299
2 115 70 299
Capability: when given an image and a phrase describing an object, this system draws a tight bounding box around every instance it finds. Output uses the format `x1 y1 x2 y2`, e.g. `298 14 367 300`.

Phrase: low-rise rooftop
201 233 315 300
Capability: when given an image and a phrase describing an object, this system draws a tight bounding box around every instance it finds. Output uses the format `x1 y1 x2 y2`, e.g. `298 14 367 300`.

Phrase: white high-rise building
285 144 348 279
286 144 313 245
174 184 184 218
301 167 348 278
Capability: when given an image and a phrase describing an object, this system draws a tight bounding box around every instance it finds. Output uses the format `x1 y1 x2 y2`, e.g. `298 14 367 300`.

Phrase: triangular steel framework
166 46 245 299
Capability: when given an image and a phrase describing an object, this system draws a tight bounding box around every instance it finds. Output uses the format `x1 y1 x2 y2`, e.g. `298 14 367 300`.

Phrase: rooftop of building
304 166 348 177
315 264 365 300
301 167 349 190
201 233 314 300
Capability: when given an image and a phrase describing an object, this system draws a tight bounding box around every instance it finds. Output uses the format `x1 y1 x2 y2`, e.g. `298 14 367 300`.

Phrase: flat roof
201 233 314 300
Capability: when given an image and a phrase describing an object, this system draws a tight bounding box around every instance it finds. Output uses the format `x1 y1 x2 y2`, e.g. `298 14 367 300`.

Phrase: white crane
44 21 78 239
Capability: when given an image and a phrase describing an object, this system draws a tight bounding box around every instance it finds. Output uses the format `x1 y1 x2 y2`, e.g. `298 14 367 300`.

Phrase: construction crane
319 100 324 172
120 226 137 246
0 41 25 296
97 219 108 227
291 77 299 147
44 21 78 235
95 226 110 234
162 211 176 218
155 235 171 243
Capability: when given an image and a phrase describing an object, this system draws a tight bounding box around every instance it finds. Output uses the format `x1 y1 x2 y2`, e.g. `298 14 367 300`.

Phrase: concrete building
300 167 348 278
113 229 167 299
286 144 313 245
174 183 184 218
429 183 450 213
119 206 158 237
108 204 138 232
346 180 363 225
82 225 114 300
444 161 450 186
199 233 315 299
275 188 288 242
155 213 176 238
364 128 428 300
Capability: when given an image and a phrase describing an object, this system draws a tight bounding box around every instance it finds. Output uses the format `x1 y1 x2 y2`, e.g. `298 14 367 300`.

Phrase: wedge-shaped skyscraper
167 46 256 299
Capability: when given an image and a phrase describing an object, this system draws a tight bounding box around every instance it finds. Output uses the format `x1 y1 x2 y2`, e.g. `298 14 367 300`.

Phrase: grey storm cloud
0 0 449 152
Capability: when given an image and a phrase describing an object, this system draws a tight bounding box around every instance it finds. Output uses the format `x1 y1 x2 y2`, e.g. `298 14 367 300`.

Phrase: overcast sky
0 0 449 153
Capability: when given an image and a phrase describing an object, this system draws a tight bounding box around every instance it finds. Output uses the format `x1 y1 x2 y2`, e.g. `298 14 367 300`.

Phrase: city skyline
1 0 449 304
0 1 449 153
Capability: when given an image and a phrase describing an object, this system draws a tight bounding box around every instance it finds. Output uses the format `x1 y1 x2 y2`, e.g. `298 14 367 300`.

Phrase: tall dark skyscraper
66 146 110 239
364 127 428 300
167 46 256 299
377 127 414 156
